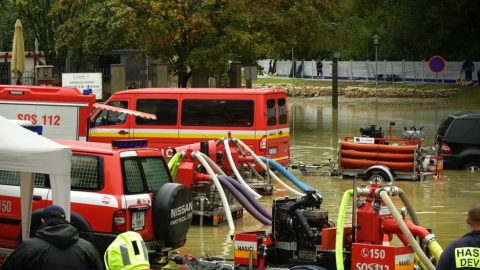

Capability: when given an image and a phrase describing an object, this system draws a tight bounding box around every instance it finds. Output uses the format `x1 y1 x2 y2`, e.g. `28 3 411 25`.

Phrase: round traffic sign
428 55 446 73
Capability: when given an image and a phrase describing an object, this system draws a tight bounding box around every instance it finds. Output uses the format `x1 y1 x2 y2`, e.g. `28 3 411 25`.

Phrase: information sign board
62 73 103 100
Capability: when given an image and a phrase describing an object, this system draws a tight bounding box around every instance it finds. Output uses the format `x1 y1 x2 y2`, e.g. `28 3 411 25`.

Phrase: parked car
0 139 193 263
435 111 480 170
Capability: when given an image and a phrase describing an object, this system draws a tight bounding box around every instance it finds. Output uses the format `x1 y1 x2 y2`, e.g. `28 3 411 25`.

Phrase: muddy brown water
178 98 480 259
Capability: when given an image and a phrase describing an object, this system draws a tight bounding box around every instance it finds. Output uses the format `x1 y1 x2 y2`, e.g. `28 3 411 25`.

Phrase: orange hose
341 141 416 153
340 157 414 171
340 149 414 161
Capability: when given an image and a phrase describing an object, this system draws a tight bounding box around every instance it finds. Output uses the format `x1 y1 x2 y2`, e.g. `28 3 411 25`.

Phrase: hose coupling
423 233 437 244
376 186 400 197
356 186 371 197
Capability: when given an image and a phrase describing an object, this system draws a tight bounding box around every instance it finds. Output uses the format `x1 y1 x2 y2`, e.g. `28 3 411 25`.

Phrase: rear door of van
264 93 290 166
130 93 179 157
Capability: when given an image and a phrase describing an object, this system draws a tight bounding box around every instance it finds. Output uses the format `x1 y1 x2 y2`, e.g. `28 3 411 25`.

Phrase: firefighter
436 204 480 270
104 231 151 270
2 205 103 270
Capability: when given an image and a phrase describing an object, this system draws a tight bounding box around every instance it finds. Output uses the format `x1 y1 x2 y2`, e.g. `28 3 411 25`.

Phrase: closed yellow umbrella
11 19 25 85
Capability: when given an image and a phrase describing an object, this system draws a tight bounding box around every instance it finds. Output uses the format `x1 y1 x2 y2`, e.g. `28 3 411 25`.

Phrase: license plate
131 211 145 231
268 147 277 155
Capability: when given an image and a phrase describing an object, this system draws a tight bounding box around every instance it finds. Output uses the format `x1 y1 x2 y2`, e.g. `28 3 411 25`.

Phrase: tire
367 169 392 183
70 212 94 244
462 161 480 172
153 183 193 249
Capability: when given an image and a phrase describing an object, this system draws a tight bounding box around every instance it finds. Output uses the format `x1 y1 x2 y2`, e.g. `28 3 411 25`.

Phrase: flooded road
179 98 480 259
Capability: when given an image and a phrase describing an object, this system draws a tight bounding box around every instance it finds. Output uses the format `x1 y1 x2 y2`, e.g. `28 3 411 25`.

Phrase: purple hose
217 176 271 225
223 176 273 220
218 175 272 220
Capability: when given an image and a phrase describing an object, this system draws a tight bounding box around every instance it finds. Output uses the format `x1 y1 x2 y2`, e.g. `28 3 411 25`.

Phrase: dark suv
436 111 480 170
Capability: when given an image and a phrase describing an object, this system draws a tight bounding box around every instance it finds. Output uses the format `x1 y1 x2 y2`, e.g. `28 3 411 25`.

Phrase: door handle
118 130 129 135
32 195 42 201
279 130 283 135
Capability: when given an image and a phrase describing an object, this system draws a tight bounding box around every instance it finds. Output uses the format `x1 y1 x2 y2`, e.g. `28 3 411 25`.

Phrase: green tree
139 0 337 87
53 0 146 71
339 0 480 60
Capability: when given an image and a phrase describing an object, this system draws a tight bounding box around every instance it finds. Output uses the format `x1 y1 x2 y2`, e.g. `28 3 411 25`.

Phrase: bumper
441 154 461 169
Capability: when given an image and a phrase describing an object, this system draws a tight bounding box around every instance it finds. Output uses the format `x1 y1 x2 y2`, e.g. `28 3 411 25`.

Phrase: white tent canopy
0 115 71 240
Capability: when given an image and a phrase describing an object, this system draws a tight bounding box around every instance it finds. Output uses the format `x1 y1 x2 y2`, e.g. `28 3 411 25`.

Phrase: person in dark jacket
316 58 323 79
461 59 475 81
2 205 104 270
436 204 480 270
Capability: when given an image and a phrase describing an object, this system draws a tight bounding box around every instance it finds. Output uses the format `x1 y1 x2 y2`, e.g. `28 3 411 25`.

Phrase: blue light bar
112 139 148 148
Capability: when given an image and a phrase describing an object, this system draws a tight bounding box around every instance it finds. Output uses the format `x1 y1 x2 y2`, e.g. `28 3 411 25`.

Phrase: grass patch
447 87 480 108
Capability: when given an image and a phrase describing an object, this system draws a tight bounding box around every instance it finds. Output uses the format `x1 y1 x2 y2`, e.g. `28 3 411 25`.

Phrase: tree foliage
136 0 337 86
339 0 480 60
1 0 477 84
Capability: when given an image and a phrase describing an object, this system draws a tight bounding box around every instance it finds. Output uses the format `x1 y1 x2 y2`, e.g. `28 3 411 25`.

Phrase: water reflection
179 100 476 258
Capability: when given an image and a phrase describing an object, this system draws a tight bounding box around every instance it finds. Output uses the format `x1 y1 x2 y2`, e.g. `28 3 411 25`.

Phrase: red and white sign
351 243 414 270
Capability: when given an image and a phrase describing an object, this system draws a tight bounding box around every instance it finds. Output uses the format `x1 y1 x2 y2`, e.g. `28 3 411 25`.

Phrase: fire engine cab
0 139 193 262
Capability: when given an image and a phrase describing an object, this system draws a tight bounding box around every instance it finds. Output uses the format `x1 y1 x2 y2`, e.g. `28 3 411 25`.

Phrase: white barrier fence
258 59 479 84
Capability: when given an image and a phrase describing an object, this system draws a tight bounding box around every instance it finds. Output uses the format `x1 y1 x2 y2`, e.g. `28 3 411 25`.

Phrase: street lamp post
372 34 380 121
372 34 380 104
332 51 340 109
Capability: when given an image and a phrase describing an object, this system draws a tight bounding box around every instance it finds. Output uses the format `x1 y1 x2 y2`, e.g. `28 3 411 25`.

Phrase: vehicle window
93 100 128 126
182 99 254 127
0 170 48 187
71 155 102 190
437 116 454 137
267 99 277 126
449 119 480 143
142 158 170 191
278 98 287 124
136 99 178 125
122 157 171 194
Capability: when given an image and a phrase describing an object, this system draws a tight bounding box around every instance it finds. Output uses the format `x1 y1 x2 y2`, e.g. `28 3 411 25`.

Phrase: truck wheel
367 169 391 183
70 212 94 244
153 183 193 249
463 161 480 172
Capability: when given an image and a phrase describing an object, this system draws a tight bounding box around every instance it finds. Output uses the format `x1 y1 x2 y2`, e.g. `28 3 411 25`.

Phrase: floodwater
178 98 480 259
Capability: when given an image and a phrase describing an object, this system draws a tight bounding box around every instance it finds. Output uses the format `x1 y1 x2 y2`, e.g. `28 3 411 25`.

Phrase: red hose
382 217 430 238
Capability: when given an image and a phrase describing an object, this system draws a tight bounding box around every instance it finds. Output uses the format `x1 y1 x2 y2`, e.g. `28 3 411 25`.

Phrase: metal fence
258 59 478 84
0 64 35 85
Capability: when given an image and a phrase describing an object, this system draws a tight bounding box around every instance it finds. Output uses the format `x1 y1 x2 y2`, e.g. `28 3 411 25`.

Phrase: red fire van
88 88 291 165
0 85 95 141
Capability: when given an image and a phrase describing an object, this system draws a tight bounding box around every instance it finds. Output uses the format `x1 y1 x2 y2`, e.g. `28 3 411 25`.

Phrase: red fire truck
0 85 95 141
0 85 290 166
